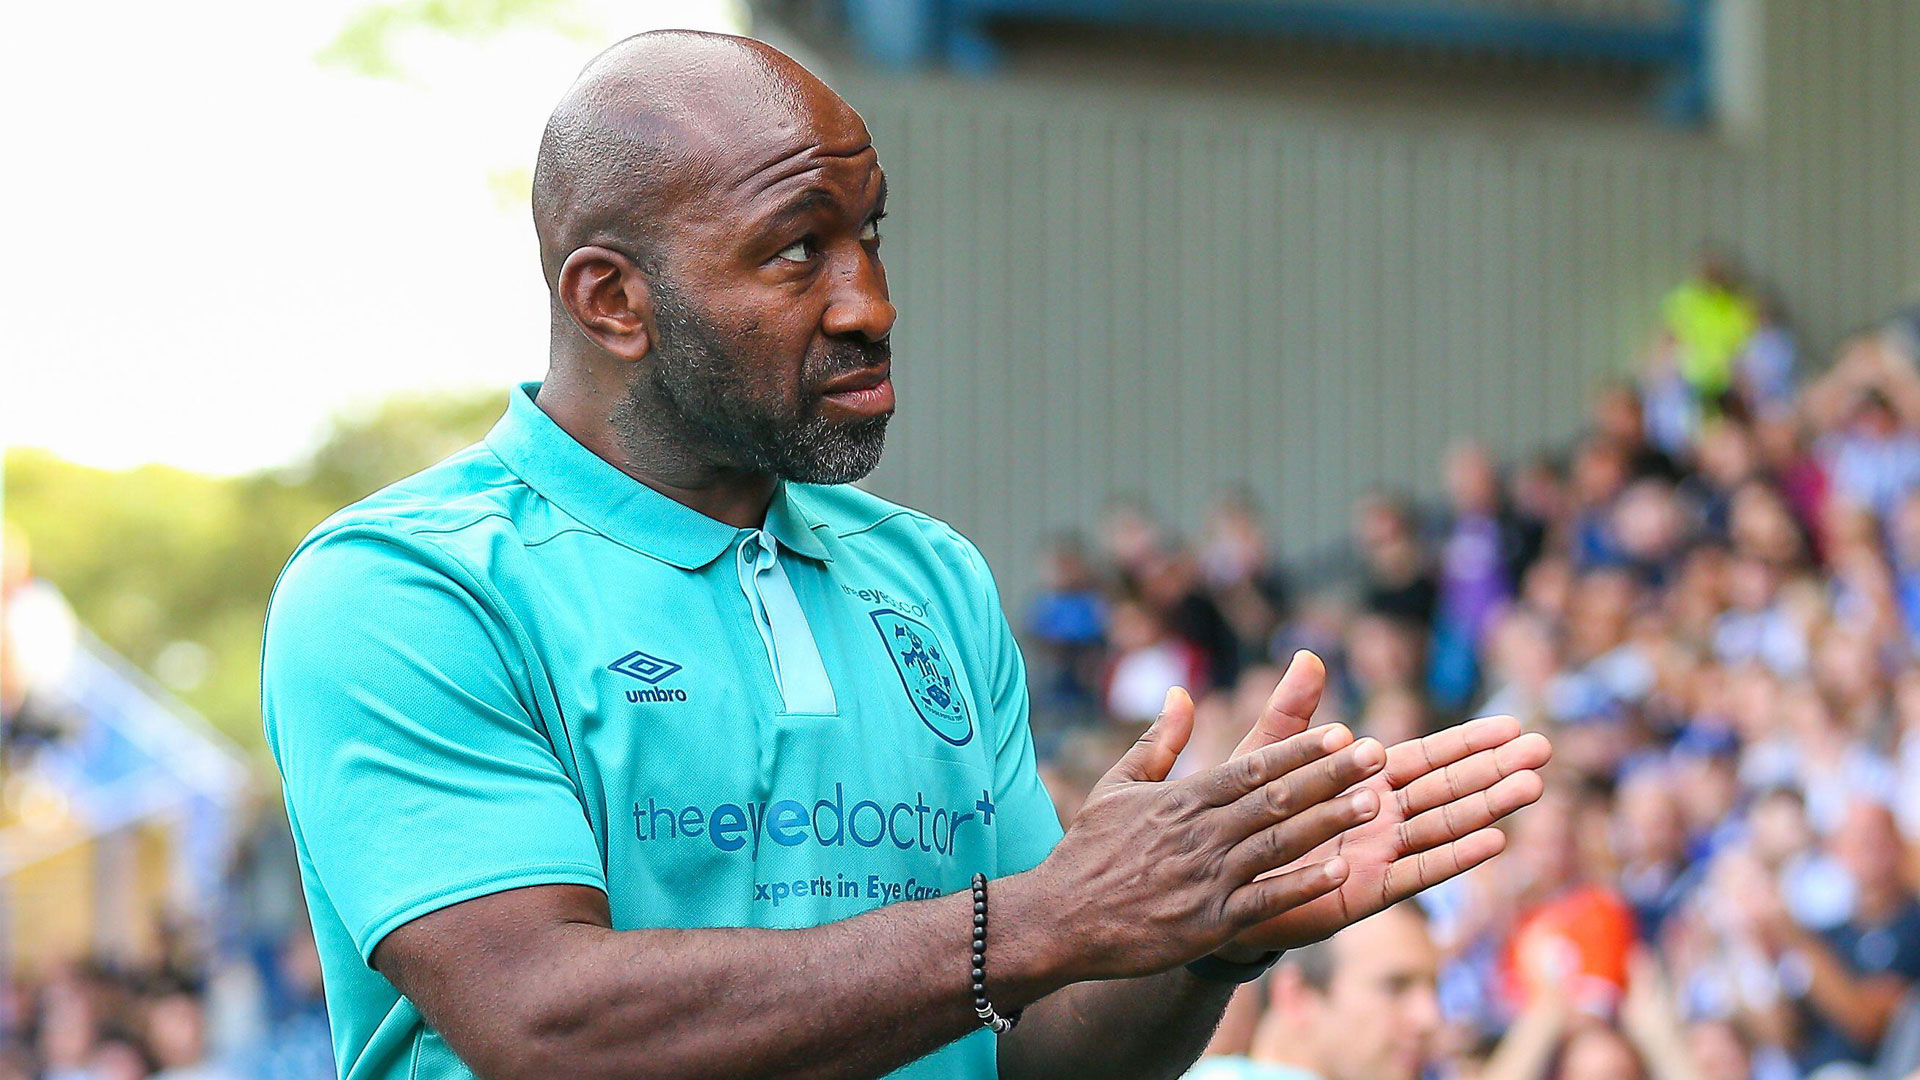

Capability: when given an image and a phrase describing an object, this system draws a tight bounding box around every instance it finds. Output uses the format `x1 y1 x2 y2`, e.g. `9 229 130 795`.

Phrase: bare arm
1786 926 1912 1048
996 969 1239 1080
376 708 1380 1080
1480 991 1570 1080
380 883 1010 1080
1620 953 1704 1080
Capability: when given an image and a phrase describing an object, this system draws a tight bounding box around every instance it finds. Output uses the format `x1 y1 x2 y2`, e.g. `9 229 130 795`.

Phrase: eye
775 238 813 263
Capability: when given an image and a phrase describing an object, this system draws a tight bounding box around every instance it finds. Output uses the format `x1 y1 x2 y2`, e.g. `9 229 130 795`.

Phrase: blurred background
4 0 1919 1078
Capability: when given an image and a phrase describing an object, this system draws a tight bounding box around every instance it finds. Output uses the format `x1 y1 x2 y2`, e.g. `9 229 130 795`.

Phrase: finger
1224 856 1350 928
1230 650 1326 759
1218 735 1386 838
1394 732 1553 819
1226 786 1380 882
1378 827 1508 904
1189 722 1354 808
1382 715 1524 789
1392 769 1545 856
1099 687 1196 787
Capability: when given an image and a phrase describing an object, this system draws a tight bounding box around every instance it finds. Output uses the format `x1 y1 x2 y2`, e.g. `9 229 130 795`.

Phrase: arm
1480 990 1570 1080
1780 924 1912 1048
379 880 1070 1080
371 692 1381 1080
1620 952 1704 1080
995 969 1237 1080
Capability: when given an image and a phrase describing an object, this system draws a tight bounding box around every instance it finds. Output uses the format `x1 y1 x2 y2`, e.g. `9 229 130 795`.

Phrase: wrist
977 868 1088 1004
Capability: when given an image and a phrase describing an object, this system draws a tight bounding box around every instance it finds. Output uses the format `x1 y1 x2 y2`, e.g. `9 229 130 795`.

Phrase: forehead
688 79 878 203
1334 912 1437 980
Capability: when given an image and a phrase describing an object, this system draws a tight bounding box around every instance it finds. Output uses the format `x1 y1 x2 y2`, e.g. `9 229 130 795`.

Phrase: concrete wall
813 1 1920 599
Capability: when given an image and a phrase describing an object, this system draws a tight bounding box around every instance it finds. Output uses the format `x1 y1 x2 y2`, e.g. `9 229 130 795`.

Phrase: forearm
414 877 1077 1080
1800 942 1904 1046
997 967 1237 1080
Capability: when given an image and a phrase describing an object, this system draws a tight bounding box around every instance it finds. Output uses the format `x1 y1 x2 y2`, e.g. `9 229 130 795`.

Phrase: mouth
818 365 895 419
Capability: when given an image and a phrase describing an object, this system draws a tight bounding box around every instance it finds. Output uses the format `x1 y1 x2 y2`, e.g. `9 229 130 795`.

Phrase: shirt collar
485 381 832 570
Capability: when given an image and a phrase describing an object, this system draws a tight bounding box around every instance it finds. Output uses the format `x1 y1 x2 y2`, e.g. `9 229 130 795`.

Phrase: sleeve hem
353 862 609 963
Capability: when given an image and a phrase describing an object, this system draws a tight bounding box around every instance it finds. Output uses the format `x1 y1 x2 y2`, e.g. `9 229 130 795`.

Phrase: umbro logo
609 650 688 703
610 650 682 684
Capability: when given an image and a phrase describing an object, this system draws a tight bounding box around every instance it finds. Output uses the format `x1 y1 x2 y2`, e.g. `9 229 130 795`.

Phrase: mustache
808 337 892 382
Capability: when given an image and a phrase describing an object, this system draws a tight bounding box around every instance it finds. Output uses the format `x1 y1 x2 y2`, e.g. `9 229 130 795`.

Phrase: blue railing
844 0 1713 124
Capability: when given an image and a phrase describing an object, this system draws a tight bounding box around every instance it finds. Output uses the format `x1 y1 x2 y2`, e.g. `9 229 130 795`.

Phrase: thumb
1101 687 1196 786
1232 649 1326 759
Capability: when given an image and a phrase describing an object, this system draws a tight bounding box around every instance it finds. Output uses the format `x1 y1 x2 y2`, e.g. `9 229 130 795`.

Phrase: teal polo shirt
261 382 1064 1080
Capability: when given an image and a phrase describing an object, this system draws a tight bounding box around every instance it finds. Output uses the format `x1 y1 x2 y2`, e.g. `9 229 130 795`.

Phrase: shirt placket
734 530 837 715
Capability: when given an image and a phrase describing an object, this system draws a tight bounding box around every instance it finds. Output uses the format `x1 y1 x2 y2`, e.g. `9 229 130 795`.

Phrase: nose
1408 983 1442 1036
822 247 896 344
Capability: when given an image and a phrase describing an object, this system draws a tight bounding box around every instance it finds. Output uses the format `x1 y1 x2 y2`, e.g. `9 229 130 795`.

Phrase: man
1187 904 1442 1080
1746 799 1920 1073
261 30 1552 1080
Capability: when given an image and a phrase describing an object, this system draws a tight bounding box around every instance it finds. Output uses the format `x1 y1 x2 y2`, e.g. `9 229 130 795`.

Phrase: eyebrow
752 189 833 238
757 176 889 236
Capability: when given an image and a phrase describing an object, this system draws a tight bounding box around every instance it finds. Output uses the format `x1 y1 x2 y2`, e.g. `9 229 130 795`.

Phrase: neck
536 358 778 530
1248 1018 1323 1075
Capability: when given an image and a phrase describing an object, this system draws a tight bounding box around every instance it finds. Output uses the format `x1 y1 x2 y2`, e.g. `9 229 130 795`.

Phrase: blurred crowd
0 819 333 1080
1022 262 1920 1080
12 256 1920 1080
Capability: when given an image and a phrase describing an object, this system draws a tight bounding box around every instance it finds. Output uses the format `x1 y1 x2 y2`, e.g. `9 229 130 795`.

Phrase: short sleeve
963 540 1065 877
262 527 606 962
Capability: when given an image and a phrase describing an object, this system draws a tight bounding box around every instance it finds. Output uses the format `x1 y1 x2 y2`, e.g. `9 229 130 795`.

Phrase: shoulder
299 442 532 552
268 443 554 634
789 482 991 580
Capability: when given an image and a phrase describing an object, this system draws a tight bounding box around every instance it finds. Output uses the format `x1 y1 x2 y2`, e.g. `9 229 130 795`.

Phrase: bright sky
0 0 745 475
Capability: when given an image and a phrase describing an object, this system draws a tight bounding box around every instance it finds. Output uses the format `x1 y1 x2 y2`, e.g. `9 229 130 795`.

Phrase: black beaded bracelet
1185 949 1284 984
970 872 1021 1033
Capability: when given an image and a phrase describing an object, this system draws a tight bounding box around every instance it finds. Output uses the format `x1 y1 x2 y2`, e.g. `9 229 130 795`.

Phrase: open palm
1224 653 1550 953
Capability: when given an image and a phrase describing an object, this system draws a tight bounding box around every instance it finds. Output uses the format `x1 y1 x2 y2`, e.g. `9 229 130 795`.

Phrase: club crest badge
871 608 973 746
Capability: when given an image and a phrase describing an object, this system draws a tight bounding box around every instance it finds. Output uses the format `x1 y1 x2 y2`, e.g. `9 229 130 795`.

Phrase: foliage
3 389 506 756
318 0 598 79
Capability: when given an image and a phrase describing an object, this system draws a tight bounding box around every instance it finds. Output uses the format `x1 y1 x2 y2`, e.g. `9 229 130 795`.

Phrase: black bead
972 966 984 980
974 901 986 913
974 913 986 927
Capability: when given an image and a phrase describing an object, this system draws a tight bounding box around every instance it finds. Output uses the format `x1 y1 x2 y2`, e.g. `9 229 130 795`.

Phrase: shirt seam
401 530 596 815
355 862 607 962
835 507 939 540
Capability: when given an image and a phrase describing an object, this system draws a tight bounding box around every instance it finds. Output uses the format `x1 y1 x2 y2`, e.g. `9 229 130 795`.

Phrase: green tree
3 389 504 756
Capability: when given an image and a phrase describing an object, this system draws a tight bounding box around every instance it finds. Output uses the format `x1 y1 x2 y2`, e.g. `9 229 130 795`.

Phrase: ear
557 246 654 361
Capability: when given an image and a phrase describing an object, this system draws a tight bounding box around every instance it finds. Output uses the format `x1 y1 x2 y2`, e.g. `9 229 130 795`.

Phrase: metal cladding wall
825 1 1920 601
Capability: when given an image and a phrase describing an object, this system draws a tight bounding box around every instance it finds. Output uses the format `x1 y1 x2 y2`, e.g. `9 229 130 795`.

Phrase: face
1314 909 1443 1080
1556 1025 1646 1080
1685 1021 1751 1080
610 74 897 484
1833 801 1904 893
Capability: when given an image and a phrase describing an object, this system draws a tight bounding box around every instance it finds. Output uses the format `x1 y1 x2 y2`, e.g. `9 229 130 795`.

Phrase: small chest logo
870 609 972 746
610 650 688 703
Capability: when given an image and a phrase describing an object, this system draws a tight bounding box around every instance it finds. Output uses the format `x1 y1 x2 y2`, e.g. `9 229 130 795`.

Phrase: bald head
532 30 865 288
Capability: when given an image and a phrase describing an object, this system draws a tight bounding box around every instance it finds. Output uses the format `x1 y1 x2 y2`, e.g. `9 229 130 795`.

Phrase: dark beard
635 274 891 485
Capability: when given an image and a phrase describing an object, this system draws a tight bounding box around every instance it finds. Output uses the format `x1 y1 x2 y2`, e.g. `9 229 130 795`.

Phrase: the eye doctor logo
609 649 689 703
870 609 972 745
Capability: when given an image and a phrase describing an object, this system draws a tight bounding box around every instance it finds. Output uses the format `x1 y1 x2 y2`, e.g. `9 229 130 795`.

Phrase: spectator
1433 442 1517 708
1747 801 1920 1075
1025 533 1109 726
1102 594 1207 725
1355 493 1439 627
1185 904 1442 1080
